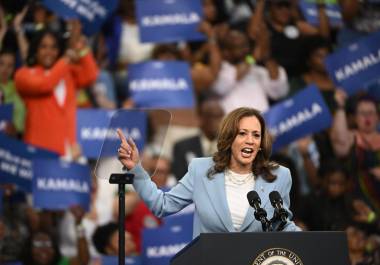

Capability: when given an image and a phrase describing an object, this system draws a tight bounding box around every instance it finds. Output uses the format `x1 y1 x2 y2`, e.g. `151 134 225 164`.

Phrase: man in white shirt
212 29 289 113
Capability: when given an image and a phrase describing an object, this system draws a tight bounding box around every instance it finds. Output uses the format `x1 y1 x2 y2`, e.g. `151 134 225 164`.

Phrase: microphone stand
254 208 273 232
270 209 288 231
109 173 134 265
277 221 287 231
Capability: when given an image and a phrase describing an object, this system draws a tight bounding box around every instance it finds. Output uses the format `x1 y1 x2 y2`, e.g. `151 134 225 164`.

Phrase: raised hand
334 88 348 109
13 6 28 33
0 6 7 41
117 128 140 170
352 199 376 224
70 205 86 225
198 20 214 38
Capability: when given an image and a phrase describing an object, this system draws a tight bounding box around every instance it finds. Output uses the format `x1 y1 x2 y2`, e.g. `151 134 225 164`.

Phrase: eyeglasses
356 110 377 117
32 240 53 248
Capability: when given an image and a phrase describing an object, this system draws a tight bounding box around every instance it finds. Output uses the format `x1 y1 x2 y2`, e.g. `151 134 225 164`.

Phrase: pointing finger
117 128 127 144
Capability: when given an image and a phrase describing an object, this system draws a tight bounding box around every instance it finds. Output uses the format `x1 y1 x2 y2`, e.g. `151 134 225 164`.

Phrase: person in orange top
15 22 98 155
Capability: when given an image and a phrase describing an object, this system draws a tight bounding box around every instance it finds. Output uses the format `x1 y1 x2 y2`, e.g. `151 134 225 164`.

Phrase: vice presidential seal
252 248 304 265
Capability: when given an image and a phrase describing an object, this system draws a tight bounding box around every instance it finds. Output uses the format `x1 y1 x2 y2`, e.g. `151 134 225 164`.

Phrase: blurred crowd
1 0 380 264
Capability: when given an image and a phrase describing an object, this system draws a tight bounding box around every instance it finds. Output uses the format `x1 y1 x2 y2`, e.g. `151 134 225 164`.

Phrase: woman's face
325 171 346 199
229 116 262 173
31 233 55 265
203 0 217 22
355 101 378 134
224 31 250 64
308 47 329 73
270 1 292 26
36 34 59 69
0 53 15 84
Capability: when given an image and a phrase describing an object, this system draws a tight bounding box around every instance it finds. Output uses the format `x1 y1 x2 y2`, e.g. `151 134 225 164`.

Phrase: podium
171 232 350 265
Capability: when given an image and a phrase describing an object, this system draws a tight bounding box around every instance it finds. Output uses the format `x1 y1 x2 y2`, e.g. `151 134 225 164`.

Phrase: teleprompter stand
109 173 134 265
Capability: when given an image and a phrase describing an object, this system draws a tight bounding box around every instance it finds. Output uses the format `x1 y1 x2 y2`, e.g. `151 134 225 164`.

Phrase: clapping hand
352 199 376 224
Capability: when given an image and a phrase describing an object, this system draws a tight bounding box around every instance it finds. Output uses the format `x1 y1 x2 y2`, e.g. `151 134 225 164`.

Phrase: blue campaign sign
32 159 91 211
142 213 193 265
325 31 380 95
101 256 142 265
299 0 342 27
0 104 13 132
129 61 195 109
77 109 147 158
0 104 13 122
263 85 332 151
42 0 118 35
163 212 194 226
367 79 380 101
135 0 205 43
0 134 58 192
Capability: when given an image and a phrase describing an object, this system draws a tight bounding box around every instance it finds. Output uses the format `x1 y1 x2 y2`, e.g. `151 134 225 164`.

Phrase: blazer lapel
239 176 270 231
202 171 234 231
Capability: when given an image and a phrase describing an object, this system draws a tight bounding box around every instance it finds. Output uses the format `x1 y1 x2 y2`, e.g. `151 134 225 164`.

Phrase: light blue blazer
130 157 300 238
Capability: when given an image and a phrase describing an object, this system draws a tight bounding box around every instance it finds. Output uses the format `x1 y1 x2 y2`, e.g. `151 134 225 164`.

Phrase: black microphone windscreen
247 190 261 206
269 191 282 207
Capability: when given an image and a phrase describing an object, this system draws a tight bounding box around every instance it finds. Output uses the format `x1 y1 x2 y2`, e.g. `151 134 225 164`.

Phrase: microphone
269 191 289 230
247 191 271 232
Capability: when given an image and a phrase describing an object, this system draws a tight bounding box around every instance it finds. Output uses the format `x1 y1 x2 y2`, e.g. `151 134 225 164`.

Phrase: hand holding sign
198 20 214 38
117 129 140 170
0 6 7 40
70 205 86 225
334 88 348 109
67 19 82 46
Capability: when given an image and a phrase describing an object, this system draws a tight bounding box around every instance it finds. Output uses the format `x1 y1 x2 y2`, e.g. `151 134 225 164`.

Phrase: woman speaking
117 107 300 237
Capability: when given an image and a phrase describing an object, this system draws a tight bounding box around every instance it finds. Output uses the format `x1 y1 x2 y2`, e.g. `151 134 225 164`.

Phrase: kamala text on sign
142 13 200 27
299 0 342 27
129 61 195 108
42 0 118 35
268 102 323 138
264 85 332 151
334 49 380 82
130 78 189 91
136 0 205 43
142 213 193 265
0 134 58 192
77 109 147 158
325 31 380 95
33 159 91 211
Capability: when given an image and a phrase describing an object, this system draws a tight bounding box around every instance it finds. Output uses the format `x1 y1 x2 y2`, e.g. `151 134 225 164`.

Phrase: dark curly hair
26 29 66 67
207 107 278 182
92 222 118 255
